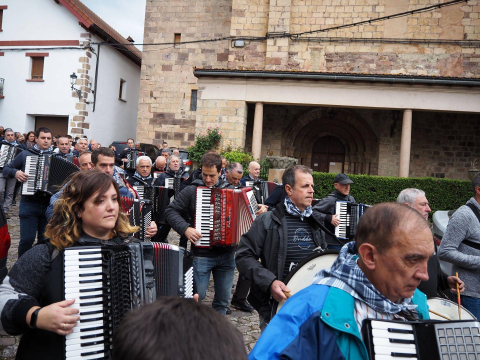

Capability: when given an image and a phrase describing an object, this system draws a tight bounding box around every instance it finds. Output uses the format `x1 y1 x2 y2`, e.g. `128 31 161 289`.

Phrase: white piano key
371 321 413 331
371 329 414 341
65 335 104 349
66 344 105 358
373 345 416 355
372 337 415 348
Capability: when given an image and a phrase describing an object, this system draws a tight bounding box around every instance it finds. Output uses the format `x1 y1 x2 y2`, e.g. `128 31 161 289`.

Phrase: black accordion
120 198 153 241
165 177 182 197
0 143 22 169
245 180 277 204
334 200 371 240
22 154 80 196
363 319 480 360
132 185 173 225
64 242 194 359
125 149 141 171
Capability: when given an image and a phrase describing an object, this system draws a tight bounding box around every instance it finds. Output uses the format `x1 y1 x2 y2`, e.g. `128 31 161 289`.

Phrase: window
174 33 181 49
119 79 127 101
31 57 44 79
26 53 48 81
190 90 197 111
0 6 6 31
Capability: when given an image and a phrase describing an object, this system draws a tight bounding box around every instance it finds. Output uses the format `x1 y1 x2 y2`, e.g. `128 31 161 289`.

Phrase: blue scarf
134 171 152 181
33 143 53 154
312 242 417 314
284 196 312 221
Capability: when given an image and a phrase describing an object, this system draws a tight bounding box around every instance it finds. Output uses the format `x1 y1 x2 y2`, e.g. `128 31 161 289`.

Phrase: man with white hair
127 155 161 187
397 188 464 298
73 138 88 157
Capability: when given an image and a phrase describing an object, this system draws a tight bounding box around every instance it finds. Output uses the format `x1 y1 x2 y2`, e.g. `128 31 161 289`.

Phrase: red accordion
194 187 258 248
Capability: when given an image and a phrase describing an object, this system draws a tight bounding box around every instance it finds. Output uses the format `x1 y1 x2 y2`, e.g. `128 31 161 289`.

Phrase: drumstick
428 309 451 321
456 272 461 320
283 290 292 299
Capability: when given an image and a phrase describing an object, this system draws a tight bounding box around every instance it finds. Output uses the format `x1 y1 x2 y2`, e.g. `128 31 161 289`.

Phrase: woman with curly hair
0 171 138 359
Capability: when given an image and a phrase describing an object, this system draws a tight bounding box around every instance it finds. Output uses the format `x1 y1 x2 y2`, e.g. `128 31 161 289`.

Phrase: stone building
138 0 480 179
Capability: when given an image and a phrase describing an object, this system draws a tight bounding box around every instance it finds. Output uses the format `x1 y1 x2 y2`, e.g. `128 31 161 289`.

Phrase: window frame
26 53 48 82
0 6 7 32
174 33 181 49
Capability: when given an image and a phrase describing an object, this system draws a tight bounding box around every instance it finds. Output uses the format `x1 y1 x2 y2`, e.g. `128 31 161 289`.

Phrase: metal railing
0 78 4 96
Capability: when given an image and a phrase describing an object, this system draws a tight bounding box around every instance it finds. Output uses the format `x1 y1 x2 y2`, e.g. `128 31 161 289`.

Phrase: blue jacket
249 285 429 360
239 174 256 187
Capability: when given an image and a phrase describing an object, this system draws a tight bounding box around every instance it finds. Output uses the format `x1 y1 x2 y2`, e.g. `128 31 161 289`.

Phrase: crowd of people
0 125 478 360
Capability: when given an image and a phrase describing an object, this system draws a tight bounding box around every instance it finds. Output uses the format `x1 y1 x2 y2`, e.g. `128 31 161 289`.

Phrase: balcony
0 78 3 99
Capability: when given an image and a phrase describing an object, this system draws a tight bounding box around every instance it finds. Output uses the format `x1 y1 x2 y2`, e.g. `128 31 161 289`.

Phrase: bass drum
427 297 476 321
274 250 339 315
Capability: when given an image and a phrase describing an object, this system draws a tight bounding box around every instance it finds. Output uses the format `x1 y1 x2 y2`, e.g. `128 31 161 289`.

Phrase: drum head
427 297 476 321
274 250 339 315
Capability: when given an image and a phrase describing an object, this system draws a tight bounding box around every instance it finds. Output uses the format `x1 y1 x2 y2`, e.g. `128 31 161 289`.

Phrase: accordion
125 149 141 171
64 242 194 359
0 143 22 169
120 197 153 241
132 185 173 224
22 154 80 196
335 200 371 240
165 177 183 197
245 180 277 204
194 187 257 248
363 319 480 360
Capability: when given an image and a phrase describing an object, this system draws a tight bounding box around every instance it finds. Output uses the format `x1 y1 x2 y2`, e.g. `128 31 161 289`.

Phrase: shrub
312 172 472 217
187 126 222 163
222 149 254 170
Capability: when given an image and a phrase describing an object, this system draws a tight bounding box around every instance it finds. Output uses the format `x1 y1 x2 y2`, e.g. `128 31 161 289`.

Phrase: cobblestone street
0 196 260 359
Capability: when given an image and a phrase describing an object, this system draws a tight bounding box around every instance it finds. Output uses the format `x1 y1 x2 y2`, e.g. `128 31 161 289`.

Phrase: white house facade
0 0 141 146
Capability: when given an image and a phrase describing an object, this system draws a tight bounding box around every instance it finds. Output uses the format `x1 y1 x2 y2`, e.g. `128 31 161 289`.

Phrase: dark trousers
232 276 251 302
154 223 170 243
18 197 49 258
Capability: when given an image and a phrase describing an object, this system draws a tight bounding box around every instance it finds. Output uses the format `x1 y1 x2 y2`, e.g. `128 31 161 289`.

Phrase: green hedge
312 172 472 216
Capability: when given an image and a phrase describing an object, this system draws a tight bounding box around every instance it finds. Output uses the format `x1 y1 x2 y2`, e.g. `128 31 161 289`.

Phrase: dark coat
235 203 327 321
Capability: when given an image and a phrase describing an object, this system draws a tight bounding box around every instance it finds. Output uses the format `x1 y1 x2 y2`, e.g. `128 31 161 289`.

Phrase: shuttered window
31 57 44 79
0 10 3 30
174 33 181 49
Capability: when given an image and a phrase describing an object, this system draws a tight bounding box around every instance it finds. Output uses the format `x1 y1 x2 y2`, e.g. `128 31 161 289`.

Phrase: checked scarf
312 241 418 314
33 143 53 154
133 171 152 181
284 196 312 221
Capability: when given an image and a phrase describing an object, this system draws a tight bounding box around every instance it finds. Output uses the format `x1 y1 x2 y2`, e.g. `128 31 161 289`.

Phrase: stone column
399 109 412 177
252 102 264 160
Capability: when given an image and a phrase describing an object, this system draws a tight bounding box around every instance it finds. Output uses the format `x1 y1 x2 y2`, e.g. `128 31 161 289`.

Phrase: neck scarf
284 196 313 221
312 242 418 314
33 143 53 154
134 171 151 181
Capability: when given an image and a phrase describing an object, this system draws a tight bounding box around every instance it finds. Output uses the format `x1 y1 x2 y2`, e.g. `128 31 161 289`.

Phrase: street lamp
70 72 82 100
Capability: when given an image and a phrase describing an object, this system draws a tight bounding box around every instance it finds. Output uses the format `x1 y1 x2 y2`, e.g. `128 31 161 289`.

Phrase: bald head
355 202 429 253
155 156 166 170
248 161 260 180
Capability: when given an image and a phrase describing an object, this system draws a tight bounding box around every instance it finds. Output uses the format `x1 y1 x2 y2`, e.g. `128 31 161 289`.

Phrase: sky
80 0 147 51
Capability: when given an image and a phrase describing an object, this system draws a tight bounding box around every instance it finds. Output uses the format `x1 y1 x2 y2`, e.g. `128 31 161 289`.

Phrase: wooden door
311 136 345 173
35 116 68 137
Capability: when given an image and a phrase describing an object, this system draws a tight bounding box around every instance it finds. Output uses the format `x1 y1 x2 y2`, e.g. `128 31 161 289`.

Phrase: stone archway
281 108 378 174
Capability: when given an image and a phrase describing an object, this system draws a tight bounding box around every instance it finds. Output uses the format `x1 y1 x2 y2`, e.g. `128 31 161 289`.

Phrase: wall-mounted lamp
70 72 82 100
233 39 245 48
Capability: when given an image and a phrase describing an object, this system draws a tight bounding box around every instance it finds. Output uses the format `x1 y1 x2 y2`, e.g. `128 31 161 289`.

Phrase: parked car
432 209 457 275
111 141 191 173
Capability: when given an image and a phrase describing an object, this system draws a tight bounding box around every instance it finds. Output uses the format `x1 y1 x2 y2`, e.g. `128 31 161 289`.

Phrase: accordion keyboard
64 247 109 360
195 188 213 247
22 156 42 195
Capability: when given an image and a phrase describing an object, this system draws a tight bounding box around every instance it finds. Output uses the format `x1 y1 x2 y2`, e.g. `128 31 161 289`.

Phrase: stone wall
137 0 232 148
140 0 480 177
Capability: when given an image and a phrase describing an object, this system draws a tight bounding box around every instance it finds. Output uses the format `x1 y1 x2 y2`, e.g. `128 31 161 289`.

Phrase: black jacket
164 178 234 257
156 168 187 187
312 189 356 246
235 203 327 321
126 175 161 187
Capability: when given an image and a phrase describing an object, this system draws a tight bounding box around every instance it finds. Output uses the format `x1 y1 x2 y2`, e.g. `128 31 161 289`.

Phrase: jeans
461 295 480 319
0 173 16 213
18 197 49 258
193 251 235 316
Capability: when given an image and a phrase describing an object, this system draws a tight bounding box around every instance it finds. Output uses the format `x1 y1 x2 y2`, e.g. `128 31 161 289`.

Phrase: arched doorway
311 136 345 173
